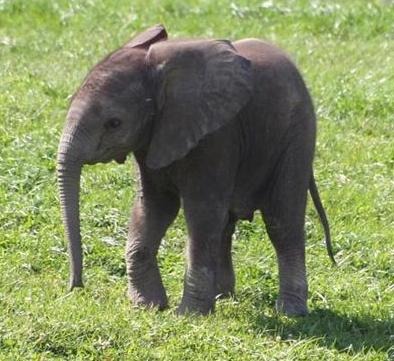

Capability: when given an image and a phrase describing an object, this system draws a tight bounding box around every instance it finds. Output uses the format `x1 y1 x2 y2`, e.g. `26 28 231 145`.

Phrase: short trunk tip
68 278 84 292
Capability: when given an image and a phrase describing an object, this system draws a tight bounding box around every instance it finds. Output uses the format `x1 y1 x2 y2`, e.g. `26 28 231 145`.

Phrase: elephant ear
124 24 168 49
145 40 253 169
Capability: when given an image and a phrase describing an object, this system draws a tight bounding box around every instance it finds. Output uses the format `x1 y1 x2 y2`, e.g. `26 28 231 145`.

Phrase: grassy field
1 0 393 359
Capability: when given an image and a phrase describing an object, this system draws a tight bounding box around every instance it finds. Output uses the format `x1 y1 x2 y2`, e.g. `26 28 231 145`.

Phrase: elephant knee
127 244 152 261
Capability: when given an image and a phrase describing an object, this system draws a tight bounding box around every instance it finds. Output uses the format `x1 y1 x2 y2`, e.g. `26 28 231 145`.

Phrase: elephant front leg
126 192 179 310
215 216 236 298
177 203 228 315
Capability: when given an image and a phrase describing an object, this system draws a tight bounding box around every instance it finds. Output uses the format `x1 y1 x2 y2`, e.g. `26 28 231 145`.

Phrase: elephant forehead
67 97 103 121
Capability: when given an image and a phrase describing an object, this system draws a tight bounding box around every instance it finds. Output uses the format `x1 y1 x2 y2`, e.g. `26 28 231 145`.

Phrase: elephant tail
309 173 336 265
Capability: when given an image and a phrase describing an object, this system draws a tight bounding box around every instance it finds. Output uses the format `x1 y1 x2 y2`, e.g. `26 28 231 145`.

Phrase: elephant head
57 25 252 290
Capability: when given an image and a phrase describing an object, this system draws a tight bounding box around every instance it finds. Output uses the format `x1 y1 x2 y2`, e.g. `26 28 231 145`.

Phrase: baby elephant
57 24 335 316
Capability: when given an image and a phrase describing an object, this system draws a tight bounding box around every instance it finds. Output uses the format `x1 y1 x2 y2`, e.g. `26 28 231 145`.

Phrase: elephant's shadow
240 293 393 355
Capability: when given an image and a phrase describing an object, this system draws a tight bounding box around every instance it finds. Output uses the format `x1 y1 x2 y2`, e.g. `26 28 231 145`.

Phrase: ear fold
145 40 253 169
124 24 168 49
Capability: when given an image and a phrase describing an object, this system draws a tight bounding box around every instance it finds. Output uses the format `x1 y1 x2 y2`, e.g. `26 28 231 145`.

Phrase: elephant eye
105 117 122 130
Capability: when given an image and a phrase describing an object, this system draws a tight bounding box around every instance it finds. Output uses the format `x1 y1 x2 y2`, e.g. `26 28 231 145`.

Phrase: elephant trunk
57 127 84 290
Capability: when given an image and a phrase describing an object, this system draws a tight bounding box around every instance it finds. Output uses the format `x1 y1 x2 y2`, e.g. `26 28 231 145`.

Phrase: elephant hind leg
177 201 230 315
260 147 312 316
262 215 308 316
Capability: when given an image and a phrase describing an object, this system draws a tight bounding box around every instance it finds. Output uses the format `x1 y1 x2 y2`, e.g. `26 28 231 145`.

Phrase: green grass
1 0 393 359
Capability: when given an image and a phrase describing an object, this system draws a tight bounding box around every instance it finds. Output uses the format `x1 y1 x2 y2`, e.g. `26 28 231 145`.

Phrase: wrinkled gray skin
58 25 334 316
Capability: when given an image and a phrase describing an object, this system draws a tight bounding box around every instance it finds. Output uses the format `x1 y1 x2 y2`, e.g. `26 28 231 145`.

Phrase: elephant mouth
115 154 127 164
85 150 128 165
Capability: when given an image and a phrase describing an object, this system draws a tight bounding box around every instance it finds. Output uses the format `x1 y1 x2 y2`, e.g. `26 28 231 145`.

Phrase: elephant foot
128 291 168 310
215 290 235 300
275 294 308 316
215 274 235 299
176 298 215 316
128 285 168 310
176 267 217 315
215 285 235 300
126 250 168 310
